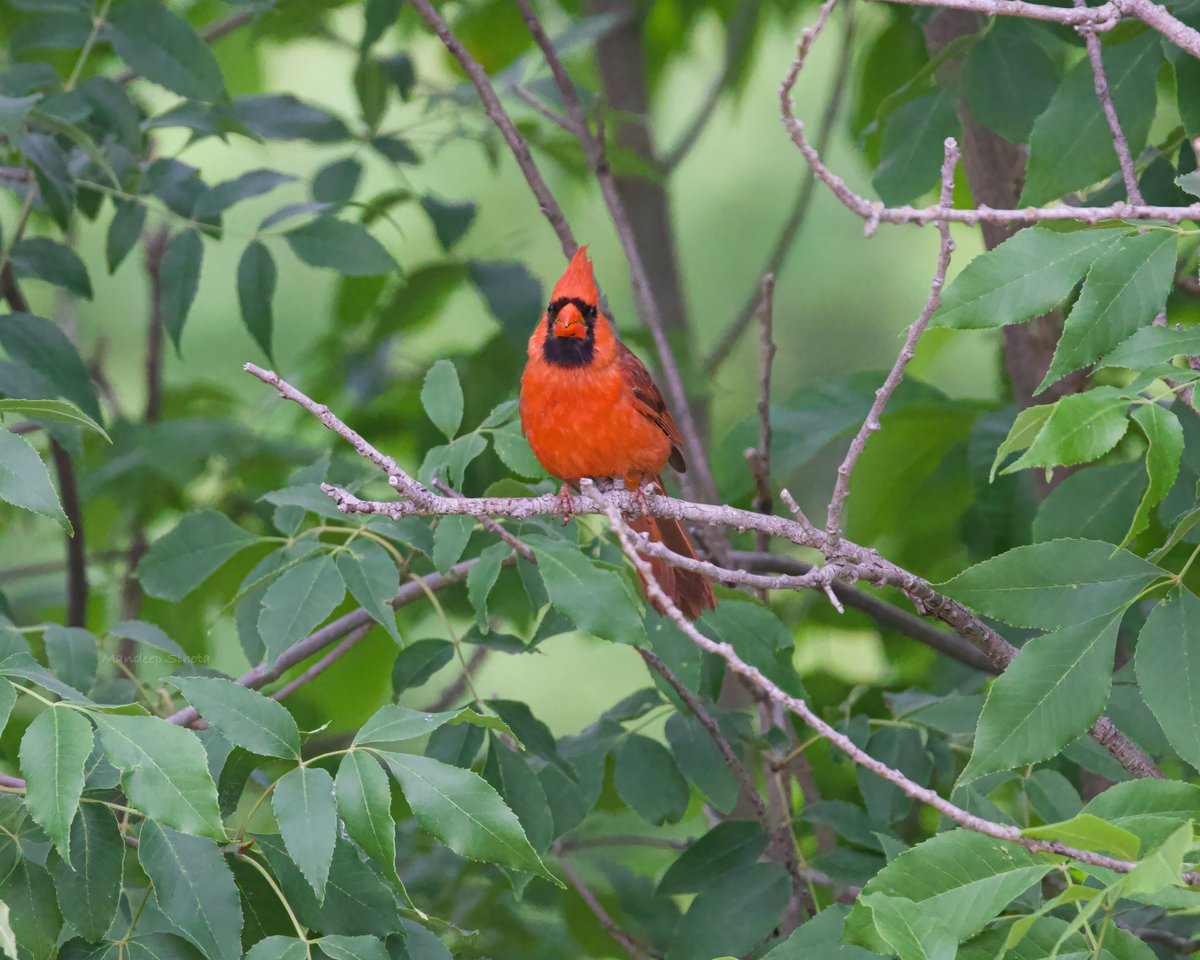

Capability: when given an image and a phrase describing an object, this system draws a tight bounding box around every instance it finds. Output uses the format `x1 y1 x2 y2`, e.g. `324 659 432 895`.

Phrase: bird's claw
631 480 658 518
556 483 575 525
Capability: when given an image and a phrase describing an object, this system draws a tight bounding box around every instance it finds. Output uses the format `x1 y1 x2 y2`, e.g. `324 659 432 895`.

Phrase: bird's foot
593 475 619 493
556 482 576 525
631 480 658 518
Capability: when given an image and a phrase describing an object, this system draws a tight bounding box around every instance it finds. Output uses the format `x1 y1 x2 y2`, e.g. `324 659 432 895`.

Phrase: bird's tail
628 477 717 621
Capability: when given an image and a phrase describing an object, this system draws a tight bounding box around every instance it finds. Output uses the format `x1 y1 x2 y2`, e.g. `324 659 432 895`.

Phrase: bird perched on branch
519 246 717 620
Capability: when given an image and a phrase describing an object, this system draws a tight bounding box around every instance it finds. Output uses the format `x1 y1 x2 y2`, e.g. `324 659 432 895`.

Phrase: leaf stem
236 851 311 947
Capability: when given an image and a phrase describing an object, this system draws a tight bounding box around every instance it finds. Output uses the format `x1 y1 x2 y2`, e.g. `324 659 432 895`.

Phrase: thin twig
425 646 489 712
588 482 1196 885
825 139 959 549
555 848 655 960
557 834 691 852
748 274 777 601
1075 2 1144 205
269 624 372 702
407 0 576 257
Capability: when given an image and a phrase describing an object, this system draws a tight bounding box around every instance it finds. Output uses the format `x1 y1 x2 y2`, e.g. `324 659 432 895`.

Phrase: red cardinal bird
519 246 717 620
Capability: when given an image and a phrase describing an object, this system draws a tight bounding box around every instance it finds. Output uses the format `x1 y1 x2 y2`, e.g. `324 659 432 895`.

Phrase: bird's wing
617 341 686 473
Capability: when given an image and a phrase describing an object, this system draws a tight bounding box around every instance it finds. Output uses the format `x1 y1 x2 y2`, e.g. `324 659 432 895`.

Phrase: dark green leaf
664 711 738 814
1136 588 1200 772
273 765 338 900
137 510 260 601
285 218 398 275
0 398 109 441
468 261 543 341
0 312 101 421
235 95 351 142
0 431 70 531
857 725 932 823
160 230 203 351
431 514 473 573
1102 325 1200 369
933 228 1124 330
666 864 790 960
963 21 1058 143
962 610 1124 781
526 534 646 644
467 541 510 631
258 554 346 664
0 860 61 960
335 751 407 896
110 619 189 662
1121 403 1183 547
138 822 242 960
106 199 147 273
195 170 294 219
391 639 453 695
44 625 97 692
1032 463 1144 543
356 704 516 746
658 821 768 895
318 936 389 960
173 676 301 759
245 938 308 960
19 706 93 857
313 158 363 204
862 893 956 960
337 540 401 645
96 714 225 839
940 538 1162 629
872 90 959 205
107 0 227 101
764 905 879 959
420 195 476 250
378 750 557 882
1005 387 1129 472
10 237 92 299
369 136 419 164
1022 34 1163 204
482 736 553 854
46 803 123 941
614 734 689 826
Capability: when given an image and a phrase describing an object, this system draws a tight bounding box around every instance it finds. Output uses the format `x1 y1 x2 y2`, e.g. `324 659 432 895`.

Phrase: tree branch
555 847 657 960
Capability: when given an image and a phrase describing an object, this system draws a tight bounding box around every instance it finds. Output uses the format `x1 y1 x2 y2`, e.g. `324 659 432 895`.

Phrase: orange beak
552 303 587 339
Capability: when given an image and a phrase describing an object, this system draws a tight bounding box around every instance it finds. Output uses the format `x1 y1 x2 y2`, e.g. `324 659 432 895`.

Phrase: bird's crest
551 245 598 305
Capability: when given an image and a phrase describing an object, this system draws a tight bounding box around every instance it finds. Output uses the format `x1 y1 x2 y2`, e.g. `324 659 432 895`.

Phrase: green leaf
963 20 1058 143
244 938 308 960
0 431 70 532
1033 463 1145 544
19 706 93 857
872 89 959 205
160 229 203 351
862 894 956 960
0 398 109 442
941 538 1162 629
173 676 301 760
0 312 101 422
258 554 346 664
932 228 1123 330
1022 813 1140 860
106 199 147 273
391 639 453 695
137 510 260 601
110 619 189 662
285 218 398 275
107 0 227 101
1136 588 1200 772
1120 403 1183 547
1004 387 1130 472
491 423 546 478
1102 324 1200 369
431 514 473 573
1121 821 1192 897
355 704 517 747
657 821 769 895
235 94 350 142
1082 778 1200 849
237 241 277 362
614 734 690 826
421 359 464 441
316 936 389 960
96 714 225 839
313 158 363 204
844 830 1053 952
44 625 97 693
526 535 646 644
468 260 543 341
335 751 406 896
0 860 61 960
664 712 739 814
378 750 558 883
482 736 553 855
336 540 400 645
46 803 124 941
10 237 92 299
273 765 338 900
467 541 510 631
1021 34 1163 205
1039 232 1178 390
138 822 242 960
764 905 879 959
1178 169 1200 199
666 864 790 960
419 195 476 251
196 170 294 220
962 610 1124 781
0 679 14 738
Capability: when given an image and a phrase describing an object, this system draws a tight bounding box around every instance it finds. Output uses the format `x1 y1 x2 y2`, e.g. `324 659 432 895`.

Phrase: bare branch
269 624 372 703
825 138 959 549
424 646 490 712
407 0 576 258
588 481 1195 884
555 848 656 960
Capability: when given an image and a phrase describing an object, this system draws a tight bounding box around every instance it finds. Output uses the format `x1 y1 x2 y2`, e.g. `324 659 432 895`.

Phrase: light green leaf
1102 325 1200 369
666 864 790 960
19 706 93 858
990 404 1052 480
863 894 956 960
420 195 476 251
940 538 1162 629
467 541 510 632
962 610 1124 781
491 424 546 479
377 750 558 883
1006 388 1130 473
614 734 689 826
335 751 407 899
137 511 260 601
0 398 109 441
1021 34 1163 205
355 704 517 747
96 715 225 839
109 619 189 662
431 514 473 573
273 766 337 900
0 430 70 533
336 540 401 645
1083 778 1200 850
0 679 14 738
1121 822 1192 897
285 218 398 275
138 822 242 960
1136 588 1200 772
933 228 1123 330
1038 232 1178 391
258 554 346 664
657 821 769 895
46 803 124 941
43 625 97 693
421 359 464 441
1120 403 1183 548
1032 463 1145 544
1022 813 1139 860
316 936 389 960
107 0 227 101
173 676 301 760
526 534 646 644
244 938 308 960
